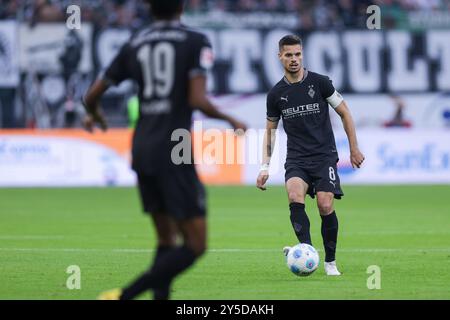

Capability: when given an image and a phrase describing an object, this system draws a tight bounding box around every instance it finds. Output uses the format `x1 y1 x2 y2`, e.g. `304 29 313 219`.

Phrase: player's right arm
82 43 131 132
256 119 279 190
257 91 280 190
82 79 109 132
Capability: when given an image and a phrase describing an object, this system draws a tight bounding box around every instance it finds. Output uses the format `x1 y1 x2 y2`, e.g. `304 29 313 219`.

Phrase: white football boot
324 261 341 276
282 246 291 257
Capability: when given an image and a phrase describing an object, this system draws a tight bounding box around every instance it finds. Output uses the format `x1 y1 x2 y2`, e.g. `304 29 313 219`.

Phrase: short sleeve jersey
102 20 213 174
266 69 339 163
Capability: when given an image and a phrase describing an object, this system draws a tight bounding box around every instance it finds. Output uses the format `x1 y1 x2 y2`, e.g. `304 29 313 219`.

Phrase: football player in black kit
256 35 365 276
83 0 246 299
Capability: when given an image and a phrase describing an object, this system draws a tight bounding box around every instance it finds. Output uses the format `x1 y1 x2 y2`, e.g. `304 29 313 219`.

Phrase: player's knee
288 191 304 203
154 226 177 246
187 241 206 257
183 233 206 257
317 200 333 215
196 243 207 257
157 234 177 247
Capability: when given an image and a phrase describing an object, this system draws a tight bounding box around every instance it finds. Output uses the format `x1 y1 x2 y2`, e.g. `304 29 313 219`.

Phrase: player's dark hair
279 35 302 50
147 0 185 19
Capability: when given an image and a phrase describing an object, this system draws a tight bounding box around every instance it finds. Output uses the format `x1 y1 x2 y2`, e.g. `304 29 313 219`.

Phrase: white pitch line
0 247 449 253
0 236 67 240
0 248 109 253
1 230 449 241
344 231 450 236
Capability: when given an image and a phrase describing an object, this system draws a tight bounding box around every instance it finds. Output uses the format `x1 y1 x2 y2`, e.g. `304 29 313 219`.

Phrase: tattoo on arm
264 123 278 162
266 142 272 158
266 130 273 158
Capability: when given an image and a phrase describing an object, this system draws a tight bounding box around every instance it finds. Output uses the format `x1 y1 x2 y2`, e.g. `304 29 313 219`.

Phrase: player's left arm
188 34 246 131
188 75 246 131
321 75 365 169
334 101 365 169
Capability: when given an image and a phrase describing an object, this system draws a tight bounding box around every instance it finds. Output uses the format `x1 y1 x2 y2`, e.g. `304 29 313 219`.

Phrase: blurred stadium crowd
1 0 450 29
0 0 449 129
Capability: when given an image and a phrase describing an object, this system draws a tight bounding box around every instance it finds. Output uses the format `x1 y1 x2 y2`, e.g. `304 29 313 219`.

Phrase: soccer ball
286 243 319 277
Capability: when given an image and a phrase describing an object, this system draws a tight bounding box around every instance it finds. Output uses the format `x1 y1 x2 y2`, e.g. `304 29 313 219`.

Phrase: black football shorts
285 157 344 199
136 164 207 220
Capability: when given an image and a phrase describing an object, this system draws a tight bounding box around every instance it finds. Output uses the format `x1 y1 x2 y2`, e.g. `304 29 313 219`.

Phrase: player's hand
83 109 108 133
256 170 269 190
229 118 247 135
350 148 365 169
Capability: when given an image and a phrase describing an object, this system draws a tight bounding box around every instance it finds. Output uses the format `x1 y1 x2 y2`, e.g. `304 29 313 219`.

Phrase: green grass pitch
0 185 449 300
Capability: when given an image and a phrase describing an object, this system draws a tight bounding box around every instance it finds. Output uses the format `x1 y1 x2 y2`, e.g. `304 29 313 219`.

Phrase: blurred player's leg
316 192 341 275
151 212 178 247
176 216 207 257
150 212 177 300
286 177 312 245
119 216 205 300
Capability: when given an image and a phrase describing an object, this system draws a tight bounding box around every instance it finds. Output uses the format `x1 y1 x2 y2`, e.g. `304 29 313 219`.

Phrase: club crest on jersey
200 47 214 70
308 85 315 99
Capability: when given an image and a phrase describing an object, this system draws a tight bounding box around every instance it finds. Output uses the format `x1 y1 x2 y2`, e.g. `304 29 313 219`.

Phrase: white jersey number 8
329 167 336 181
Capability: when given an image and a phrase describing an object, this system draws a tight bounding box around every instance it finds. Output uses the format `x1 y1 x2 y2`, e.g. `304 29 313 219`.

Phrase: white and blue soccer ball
286 243 319 277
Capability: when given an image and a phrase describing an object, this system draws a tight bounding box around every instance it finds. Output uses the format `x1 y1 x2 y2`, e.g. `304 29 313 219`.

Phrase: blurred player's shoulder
179 23 207 36
127 21 209 48
179 23 212 49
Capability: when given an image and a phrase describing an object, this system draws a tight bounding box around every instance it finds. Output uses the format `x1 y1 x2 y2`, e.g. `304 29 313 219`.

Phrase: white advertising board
0 135 135 187
243 129 450 185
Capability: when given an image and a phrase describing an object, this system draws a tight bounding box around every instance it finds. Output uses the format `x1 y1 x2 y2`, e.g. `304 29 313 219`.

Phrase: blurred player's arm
334 100 365 169
188 75 246 131
82 79 110 132
82 43 131 132
256 119 279 190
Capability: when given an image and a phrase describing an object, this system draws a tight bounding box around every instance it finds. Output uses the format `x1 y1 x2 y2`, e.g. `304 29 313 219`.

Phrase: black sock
152 245 174 300
321 211 338 262
289 202 312 245
120 245 197 300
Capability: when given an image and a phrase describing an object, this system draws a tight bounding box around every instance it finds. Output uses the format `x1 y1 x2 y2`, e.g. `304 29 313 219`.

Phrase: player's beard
285 62 302 75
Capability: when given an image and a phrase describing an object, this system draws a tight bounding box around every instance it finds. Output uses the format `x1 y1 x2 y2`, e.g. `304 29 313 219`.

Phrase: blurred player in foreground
83 0 246 299
256 35 364 276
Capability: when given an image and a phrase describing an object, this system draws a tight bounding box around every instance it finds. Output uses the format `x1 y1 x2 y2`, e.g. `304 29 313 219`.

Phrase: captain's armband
326 90 344 109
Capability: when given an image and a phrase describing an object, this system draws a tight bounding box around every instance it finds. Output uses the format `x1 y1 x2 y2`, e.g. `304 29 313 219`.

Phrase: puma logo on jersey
281 96 288 102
